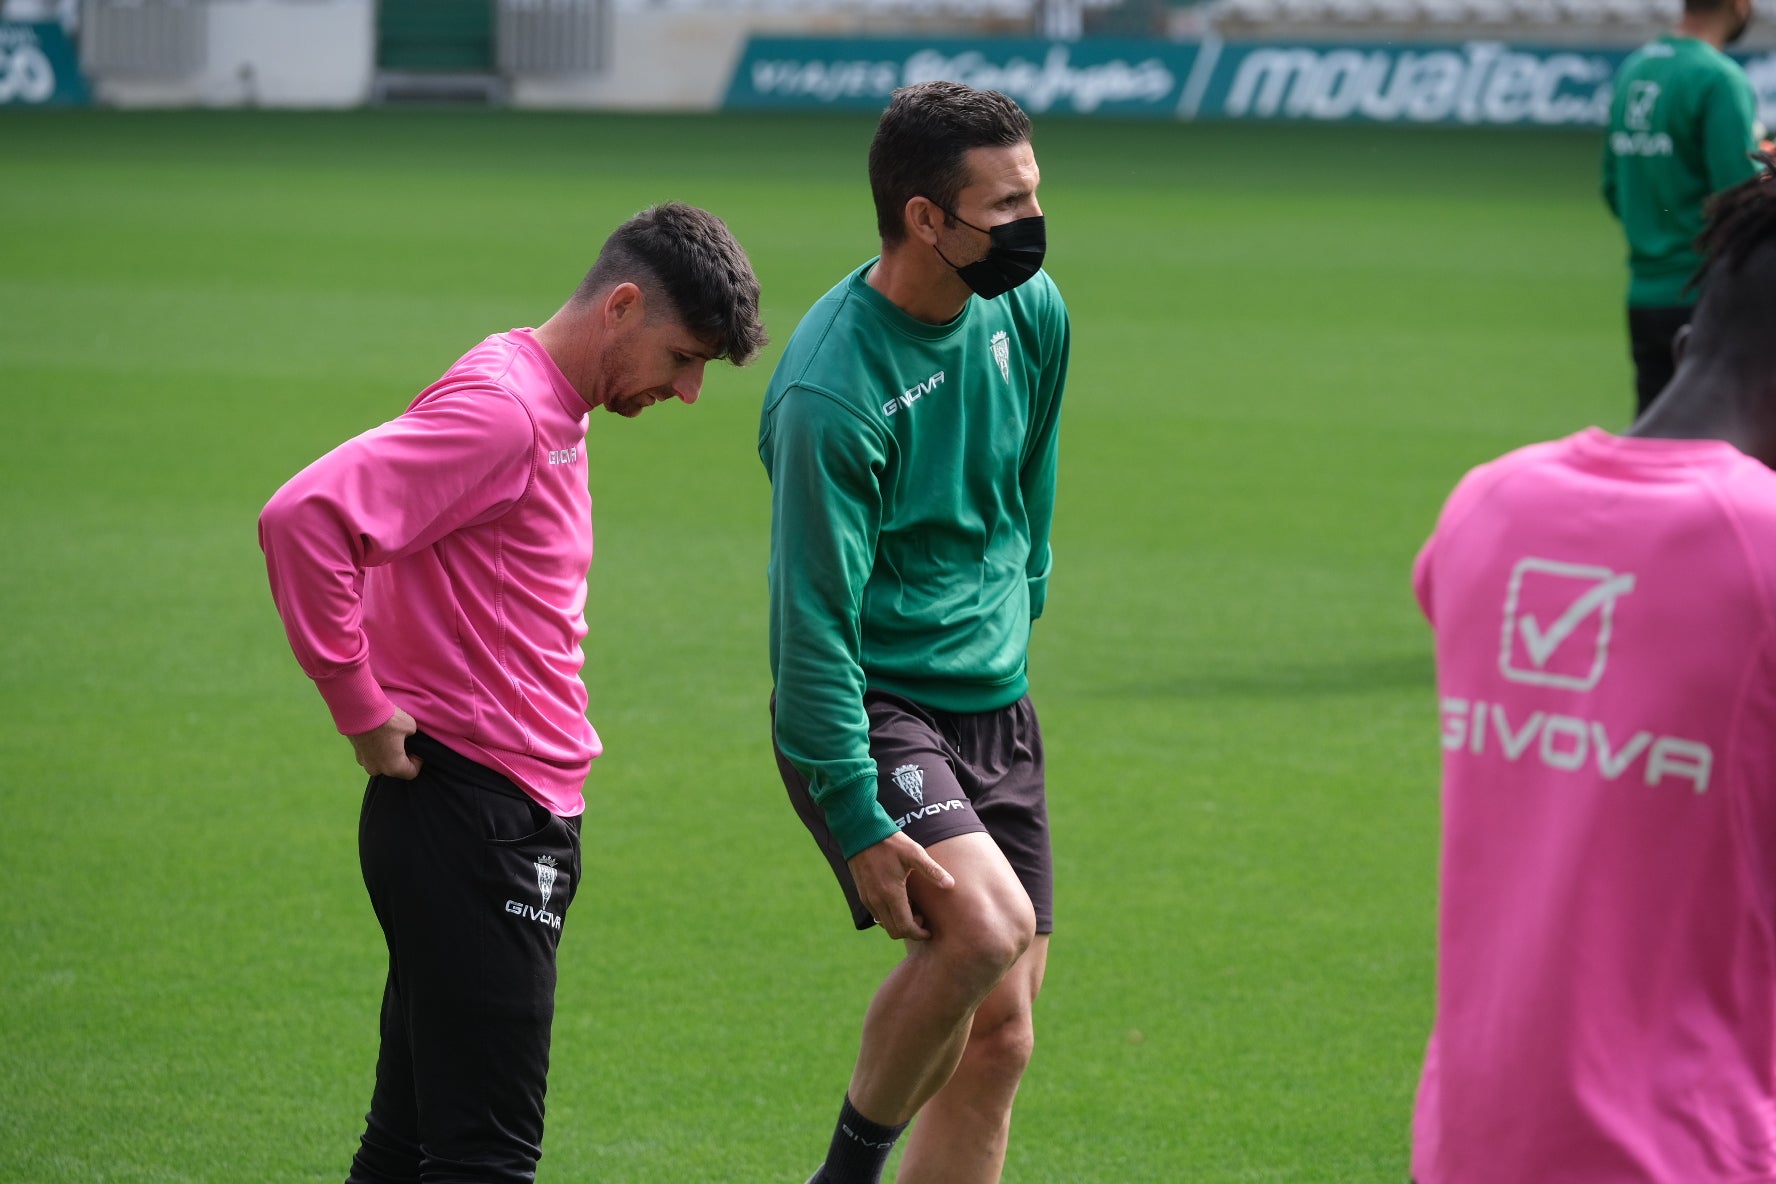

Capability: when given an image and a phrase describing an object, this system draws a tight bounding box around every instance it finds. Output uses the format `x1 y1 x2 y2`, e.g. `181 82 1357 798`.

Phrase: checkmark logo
1500 559 1636 691
1625 80 1661 131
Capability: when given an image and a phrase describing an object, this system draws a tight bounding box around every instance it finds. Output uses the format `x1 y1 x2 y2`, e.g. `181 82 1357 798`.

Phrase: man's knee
964 1004 1036 1084
929 893 1035 995
981 896 1037 973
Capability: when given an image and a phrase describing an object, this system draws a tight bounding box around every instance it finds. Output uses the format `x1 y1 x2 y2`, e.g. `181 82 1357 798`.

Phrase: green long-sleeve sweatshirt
760 260 1070 859
1602 35 1764 308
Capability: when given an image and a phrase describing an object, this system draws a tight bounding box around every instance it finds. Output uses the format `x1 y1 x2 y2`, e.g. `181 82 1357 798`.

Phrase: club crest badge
535 856 558 907
990 330 1011 382
891 763 924 806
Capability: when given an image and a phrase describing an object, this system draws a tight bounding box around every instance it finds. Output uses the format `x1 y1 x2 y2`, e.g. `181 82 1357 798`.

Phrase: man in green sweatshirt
1604 0 1763 414
759 81 1070 1184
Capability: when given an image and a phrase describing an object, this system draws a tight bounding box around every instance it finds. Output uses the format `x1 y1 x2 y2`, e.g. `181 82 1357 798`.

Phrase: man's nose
676 360 706 405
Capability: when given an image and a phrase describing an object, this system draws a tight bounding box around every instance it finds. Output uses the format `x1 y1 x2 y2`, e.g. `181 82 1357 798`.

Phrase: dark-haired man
260 201 764 1184
1411 161 1776 1183
1603 0 1764 414
760 82 1069 1184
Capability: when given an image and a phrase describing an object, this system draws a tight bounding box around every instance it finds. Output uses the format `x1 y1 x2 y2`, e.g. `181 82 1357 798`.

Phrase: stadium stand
1 0 77 32
614 0 1060 12
609 0 1773 44
1206 0 1771 47
608 0 1129 37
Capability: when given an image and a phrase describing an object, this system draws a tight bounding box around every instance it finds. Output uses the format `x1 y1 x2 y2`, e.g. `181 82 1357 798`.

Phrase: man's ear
602 281 644 329
904 196 946 247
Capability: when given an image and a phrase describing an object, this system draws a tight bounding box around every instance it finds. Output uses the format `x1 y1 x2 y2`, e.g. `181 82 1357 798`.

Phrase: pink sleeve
258 386 535 734
1414 457 1513 628
1413 532 1437 626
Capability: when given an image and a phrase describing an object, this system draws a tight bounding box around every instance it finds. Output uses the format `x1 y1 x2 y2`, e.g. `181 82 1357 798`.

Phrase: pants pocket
479 789 556 846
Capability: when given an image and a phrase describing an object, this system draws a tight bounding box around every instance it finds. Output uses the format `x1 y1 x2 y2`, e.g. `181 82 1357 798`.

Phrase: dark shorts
1627 303 1693 416
774 690 1054 935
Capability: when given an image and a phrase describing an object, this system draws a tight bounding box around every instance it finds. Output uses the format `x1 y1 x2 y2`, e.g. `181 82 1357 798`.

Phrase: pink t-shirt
260 328 598 815
1412 428 1776 1182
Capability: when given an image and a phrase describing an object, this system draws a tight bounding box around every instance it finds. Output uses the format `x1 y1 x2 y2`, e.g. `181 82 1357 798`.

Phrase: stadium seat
1324 0 1376 21
1552 0 1607 21
1368 0 1419 20
1462 0 1514 23
1507 0 1563 24
612 0 1045 13
1417 0 1471 23
1220 0 1282 21
1276 0 1327 20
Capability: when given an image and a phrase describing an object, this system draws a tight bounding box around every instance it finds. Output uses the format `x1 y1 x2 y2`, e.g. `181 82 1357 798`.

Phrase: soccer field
0 109 1626 1182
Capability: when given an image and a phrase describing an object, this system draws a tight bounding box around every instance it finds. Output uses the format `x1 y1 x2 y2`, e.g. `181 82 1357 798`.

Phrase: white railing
499 0 611 75
82 0 205 78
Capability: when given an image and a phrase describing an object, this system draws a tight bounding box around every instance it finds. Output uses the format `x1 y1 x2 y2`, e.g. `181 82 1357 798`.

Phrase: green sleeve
766 387 899 859
1020 292 1070 621
1702 69 1762 194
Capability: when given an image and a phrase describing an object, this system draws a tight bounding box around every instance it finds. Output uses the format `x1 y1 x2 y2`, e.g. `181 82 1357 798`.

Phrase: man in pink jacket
1412 159 1776 1183
259 202 764 1184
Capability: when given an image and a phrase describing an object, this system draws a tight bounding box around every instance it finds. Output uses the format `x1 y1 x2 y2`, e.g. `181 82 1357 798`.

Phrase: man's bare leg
893 935 1048 1184
819 832 1035 1183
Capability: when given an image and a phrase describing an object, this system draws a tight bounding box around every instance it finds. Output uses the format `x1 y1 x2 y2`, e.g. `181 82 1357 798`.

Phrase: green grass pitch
0 108 1628 1182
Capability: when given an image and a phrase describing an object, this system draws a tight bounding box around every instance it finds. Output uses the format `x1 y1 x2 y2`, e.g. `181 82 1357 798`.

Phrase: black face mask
932 208 1047 299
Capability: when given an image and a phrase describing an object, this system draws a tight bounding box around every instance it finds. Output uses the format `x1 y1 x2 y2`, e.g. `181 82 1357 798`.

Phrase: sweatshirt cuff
822 771 900 860
1027 546 1052 620
313 663 396 736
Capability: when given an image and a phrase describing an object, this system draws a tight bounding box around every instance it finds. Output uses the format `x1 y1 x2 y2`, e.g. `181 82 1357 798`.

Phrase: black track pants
346 732 582 1184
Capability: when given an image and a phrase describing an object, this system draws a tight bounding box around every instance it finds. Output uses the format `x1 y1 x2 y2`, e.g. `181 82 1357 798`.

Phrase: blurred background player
760 82 1069 1184
1412 159 1776 1183
1603 0 1764 415
260 203 764 1184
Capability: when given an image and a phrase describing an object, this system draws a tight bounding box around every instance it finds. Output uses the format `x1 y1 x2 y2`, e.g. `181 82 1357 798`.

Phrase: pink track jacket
260 329 598 815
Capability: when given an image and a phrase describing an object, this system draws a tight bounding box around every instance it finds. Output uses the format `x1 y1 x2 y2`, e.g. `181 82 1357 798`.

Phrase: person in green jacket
760 81 1070 1184
1604 0 1764 414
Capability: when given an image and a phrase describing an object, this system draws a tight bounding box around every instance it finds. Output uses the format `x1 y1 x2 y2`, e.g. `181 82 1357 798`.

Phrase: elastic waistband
406 731 531 803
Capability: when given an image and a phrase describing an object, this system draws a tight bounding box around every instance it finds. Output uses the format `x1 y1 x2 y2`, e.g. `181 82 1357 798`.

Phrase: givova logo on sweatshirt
1610 81 1673 157
1440 555 1712 794
883 370 944 417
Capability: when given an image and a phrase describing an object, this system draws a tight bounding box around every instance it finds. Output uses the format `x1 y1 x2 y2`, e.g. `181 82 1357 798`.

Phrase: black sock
816 1095 908 1184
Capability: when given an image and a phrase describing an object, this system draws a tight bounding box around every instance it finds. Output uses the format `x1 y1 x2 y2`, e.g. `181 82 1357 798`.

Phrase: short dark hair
1684 0 1732 13
575 201 767 366
868 81 1033 245
1686 153 1776 360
